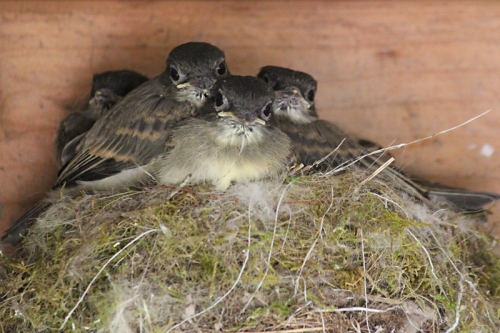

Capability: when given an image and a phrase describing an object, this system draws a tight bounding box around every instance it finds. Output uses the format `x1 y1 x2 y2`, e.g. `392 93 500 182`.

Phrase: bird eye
170 67 180 82
216 61 227 76
260 75 277 90
215 92 224 107
306 89 315 102
261 103 272 121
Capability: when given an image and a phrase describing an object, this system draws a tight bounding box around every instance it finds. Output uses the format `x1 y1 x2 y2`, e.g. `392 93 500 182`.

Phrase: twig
60 228 158 330
358 157 394 187
326 110 492 176
444 276 464 333
320 311 326 333
360 229 371 333
167 174 192 201
384 109 492 151
245 327 328 333
302 138 346 172
165 198 253 333
370 192 411 219
316 306 400 313
406 229 439 281
294 187 335 295
241 183 293 313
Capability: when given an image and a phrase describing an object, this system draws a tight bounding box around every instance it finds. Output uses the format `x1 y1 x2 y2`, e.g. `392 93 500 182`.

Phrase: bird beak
218 111 266 125
177 76 216 95
93 88 113 101
275 88 311 109
253 118 266 125
90 88 118 106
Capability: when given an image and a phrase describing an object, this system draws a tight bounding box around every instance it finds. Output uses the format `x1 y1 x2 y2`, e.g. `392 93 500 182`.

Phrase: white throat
274 105 315 124
215 120 267 147
176 87 208 108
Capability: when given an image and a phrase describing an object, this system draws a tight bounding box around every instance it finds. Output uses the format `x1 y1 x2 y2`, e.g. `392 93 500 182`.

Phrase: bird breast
156 118 292 190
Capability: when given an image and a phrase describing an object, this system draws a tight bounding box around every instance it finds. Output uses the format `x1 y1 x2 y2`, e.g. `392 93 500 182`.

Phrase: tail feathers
359 154 500 213
1 202 51 245
427 189 500 213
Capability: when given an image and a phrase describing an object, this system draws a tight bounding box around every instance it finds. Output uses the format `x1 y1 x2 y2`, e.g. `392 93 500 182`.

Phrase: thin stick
444 276 464 333
294 187 335 294
302 138 346 172
316 306 399 313
246 327 327 333
406 229 439 281
370 192 411 219
358 157 395 187
167 174 192 201
360 229 371 333
241 183 293 313
60 229 158 330
384 109 492 152
327 110 492 176
165 197 253 333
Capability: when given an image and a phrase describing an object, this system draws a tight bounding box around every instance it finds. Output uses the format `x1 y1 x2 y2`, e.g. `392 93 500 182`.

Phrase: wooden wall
1 1 500 242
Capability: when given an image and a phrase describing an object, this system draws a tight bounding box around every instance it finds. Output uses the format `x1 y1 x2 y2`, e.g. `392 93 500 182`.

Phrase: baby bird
2 42 230 245
257 66 500 212
156 75 292 190
55 41 230 191
56 69 149 166
258 66 389 170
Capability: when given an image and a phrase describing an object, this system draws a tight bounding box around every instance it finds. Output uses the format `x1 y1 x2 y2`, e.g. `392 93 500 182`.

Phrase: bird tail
427 188 500 213
356 153 500 213
1 202 51 245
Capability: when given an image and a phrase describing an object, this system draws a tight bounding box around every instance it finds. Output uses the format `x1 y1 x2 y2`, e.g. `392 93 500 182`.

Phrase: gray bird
56 69 149 166
2 42 230 246
156 75 292 190
258 66 380 170
56 41 230 190
257 66 500 212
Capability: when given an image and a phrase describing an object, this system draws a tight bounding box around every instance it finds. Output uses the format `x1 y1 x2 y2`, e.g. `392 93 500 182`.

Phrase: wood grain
1 1 500 240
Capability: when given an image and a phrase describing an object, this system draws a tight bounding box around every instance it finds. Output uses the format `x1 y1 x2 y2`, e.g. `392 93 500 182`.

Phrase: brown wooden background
1 1 500 244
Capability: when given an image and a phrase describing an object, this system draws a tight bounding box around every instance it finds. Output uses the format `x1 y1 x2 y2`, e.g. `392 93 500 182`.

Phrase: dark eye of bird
261 75 269 84
216 62 227 76
170 68 180 81
215 92 224 107
262 103 272 120
306 89 315 102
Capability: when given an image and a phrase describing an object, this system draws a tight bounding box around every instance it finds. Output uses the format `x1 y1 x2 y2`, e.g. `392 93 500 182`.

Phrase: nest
1 167 499 332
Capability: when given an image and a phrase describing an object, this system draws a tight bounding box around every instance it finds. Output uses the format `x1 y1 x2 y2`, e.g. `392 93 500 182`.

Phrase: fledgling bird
56 69 149 166
1 42 230 246
55 41 230 190
257 66 379 170
156 75 293 190
257 66 500 212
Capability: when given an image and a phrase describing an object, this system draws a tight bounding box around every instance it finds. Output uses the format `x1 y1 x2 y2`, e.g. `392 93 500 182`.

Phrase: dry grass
1 165 499 332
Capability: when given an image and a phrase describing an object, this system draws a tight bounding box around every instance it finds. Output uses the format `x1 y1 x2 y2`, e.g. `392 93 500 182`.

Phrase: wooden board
1 1 500 242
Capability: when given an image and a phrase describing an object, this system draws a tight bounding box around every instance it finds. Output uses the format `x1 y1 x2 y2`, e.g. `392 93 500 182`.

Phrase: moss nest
1 167 500 332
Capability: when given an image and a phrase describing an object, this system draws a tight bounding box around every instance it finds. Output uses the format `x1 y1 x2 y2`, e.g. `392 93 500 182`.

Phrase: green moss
1 171 499 332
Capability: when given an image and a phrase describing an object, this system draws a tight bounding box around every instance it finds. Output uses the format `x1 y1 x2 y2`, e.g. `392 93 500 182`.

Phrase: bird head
88 70 150 117
257 66 318 124
91 70 149 98
165 42 230 107
212 75 273 128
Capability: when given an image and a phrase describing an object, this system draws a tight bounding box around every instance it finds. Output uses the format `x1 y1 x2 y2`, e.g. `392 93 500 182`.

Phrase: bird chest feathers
157 118 292 190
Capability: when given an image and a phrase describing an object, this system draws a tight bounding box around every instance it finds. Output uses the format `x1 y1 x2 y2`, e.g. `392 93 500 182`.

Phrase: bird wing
276 118 376 168
0 201 52 245
277 118 427 197
55 80 195 187
427 187 500 213
55 113 95 164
